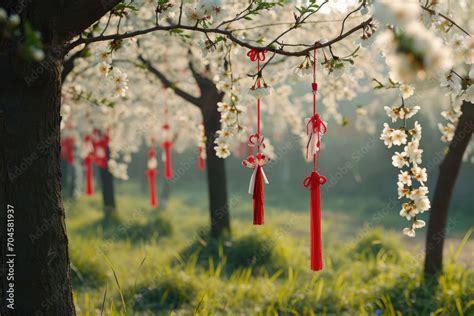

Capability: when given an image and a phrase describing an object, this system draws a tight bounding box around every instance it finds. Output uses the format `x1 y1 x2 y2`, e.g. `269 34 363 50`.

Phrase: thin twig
421 5 471 37
339 1 365 36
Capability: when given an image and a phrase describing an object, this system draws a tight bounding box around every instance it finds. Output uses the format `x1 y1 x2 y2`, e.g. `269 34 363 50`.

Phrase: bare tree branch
421 5 471 37
62 44 90 81
66 17 373 56
138 55 201 107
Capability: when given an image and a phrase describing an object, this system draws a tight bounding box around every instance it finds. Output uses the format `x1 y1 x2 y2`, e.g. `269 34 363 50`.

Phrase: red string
312 48 317 171
247 48 266 152
257 59 261 151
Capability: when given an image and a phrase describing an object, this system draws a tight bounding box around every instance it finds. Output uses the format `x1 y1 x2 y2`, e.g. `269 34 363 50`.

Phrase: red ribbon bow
247 49 268 62
306 113 327 136
303 171 327 189
306 113 327 159
248 133 266 149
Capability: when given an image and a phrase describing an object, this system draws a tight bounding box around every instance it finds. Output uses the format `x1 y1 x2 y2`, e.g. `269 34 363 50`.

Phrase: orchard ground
66 181 473 315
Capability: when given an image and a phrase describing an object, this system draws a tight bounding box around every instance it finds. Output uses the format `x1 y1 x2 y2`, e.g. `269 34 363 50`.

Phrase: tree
0 1 121 314
139 55 230 237
424 101 474 277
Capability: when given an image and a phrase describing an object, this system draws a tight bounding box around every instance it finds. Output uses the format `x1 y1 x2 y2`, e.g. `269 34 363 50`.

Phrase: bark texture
424 101 474 278
0 50 74 316
0 1 121 314
201 93 231 238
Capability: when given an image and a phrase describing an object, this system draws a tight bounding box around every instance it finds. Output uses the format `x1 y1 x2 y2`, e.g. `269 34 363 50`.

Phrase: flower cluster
184 0 222 26
383 103 420 124
249 75 274 99
374 1 452 83
294 55 314 77
96 50 129 97
438 101 462 143
380 98 429 237
108 159 129 180
214 101 244 158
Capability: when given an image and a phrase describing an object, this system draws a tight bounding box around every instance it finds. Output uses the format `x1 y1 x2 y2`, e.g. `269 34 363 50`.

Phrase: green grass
67 185 474 315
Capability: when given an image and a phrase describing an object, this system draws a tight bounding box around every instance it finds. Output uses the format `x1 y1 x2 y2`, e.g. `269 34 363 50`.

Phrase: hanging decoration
303 49 327 271
197 122 206 171
92 128 109 169
242 48 270 225
162 123 173 180
83 134 95 196
147 140 159 208
161 88 174 180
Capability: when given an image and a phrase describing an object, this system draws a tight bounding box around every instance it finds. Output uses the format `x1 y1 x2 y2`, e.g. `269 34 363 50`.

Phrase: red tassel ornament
197 122 206 171
146 147 158 208
83 135 94 196
92 129 109 169
161 121 173 180
162 139 173 180
304 48 327 271
243 48 271 225
198 145 206 171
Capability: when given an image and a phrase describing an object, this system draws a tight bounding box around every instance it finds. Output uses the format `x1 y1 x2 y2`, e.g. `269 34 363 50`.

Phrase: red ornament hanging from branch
161 89 174 180
161 123 173 180
83 134 94 196
92 129 109 169
303 49 327 271
242 48 271 225
197 122 206 171
198 146 206 171
147 140 159 208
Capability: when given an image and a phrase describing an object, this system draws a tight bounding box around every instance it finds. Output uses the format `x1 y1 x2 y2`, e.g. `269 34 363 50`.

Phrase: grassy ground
67 183 474 315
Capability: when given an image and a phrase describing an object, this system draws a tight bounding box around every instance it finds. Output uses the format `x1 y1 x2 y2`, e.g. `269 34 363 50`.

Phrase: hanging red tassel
147 147 158 208
253 165 265 225
161 121 173 180
304 171 326 271
303 48 327 271
162 140 173 180
243 48 271 225
92 129 109 169
197 122 206 170
198 145 206 171
83 135 94 196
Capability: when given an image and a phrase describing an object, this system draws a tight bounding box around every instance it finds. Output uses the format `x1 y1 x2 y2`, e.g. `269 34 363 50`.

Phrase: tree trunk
0 51 75 314
202 97 231 238
99 146 117 221
424 101 474 278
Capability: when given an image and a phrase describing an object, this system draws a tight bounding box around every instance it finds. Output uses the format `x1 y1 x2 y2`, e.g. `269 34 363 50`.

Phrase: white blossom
400 84 415 99
392 152 408 168
391 129 407 146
